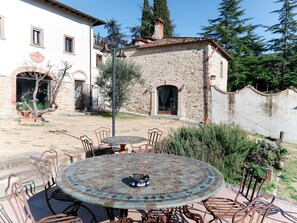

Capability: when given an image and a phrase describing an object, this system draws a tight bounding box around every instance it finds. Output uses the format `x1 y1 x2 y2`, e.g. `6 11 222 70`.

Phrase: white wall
0 0 100 115
212 85 297 143
208 45 228 91
0 0 92 76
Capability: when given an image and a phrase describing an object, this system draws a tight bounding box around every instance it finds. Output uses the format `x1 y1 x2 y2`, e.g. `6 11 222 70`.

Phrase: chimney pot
152 18 164 40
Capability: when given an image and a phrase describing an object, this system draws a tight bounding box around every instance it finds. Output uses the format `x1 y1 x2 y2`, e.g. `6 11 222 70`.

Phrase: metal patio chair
33 149 96 222
132 128 163 153
232 194 275 223
5 173 83 223
0 203 13 223
194 144 223 169
94 127 119 152
204 163 268 223
80 135 113 158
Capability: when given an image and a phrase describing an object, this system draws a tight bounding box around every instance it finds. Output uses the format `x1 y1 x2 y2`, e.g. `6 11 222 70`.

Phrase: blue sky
59 0 281 41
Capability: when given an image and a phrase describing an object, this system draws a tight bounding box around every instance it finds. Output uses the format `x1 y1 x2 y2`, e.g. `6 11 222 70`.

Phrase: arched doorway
16 72 52 110
157 85 178 115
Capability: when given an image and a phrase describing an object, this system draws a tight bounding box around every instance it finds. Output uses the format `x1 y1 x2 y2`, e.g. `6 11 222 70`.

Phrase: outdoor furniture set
3 126 275 223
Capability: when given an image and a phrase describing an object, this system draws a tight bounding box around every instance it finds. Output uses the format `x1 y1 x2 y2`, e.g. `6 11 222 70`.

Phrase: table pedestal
119 144 127 153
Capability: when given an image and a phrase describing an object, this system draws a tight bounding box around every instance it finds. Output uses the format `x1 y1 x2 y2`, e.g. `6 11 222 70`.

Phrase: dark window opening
157 85 178 115
75 80 85 111
65 36 74 53
96 54 102 68
33 29 41 45
16 73 51 110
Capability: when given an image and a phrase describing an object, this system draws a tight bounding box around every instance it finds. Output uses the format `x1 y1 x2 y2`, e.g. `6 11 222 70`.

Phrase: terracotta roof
39 0 106 26
138 37 232 60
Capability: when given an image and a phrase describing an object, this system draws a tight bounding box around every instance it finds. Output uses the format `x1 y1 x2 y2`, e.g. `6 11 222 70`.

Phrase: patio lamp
101 43 126 136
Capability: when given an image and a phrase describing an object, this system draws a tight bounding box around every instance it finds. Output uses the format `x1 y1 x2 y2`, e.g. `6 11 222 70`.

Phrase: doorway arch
11 67 56 110
151 80 183 116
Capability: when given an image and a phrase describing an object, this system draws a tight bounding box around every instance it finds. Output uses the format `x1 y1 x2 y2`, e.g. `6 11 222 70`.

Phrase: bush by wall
157 123 287 184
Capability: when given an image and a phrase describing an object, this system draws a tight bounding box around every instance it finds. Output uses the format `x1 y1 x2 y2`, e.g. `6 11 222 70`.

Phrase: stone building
123 19 232 123
0 0 105 118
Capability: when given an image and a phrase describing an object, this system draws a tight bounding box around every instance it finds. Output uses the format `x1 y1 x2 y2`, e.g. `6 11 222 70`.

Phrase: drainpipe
203 44 211 124
88 21 97 111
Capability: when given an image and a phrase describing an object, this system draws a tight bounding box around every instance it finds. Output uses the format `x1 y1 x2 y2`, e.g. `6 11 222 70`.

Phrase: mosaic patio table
101 136 147 153
56 153 224 210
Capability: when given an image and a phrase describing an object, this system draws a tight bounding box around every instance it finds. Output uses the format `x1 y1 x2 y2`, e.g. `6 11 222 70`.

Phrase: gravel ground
0 114 188 158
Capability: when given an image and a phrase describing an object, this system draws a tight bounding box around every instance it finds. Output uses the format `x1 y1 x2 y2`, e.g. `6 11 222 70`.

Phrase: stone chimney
152 18 164 40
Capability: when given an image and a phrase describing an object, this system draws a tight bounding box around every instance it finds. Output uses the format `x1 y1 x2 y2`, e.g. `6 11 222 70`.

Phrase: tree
18 61 72 118
140 0 154 37
153 0 174 37
266 0 297 89
104 19 126 48
96 59 143 114
200 0 266 91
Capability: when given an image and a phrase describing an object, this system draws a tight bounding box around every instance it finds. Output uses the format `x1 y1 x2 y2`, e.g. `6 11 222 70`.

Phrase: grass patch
273 154 297 202
90 111 142 120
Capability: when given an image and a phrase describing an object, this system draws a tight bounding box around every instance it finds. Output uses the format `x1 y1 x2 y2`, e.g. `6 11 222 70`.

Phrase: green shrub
16 100 44 111
245 140 288 169
157 123 257 184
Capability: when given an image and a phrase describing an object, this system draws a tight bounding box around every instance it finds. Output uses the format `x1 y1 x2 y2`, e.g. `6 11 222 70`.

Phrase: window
96 54 102 67
220 61 224 78
31 26 44 47
0 16 4 39
64 35 75 53
157 85 178 115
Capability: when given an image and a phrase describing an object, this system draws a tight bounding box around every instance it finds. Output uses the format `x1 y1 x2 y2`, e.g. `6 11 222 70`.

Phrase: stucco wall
208 45 228 91
212 85 297 143
0 0 96 117
124 43 207 122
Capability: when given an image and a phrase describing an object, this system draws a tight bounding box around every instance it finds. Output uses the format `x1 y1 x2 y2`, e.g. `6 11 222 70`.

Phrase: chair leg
182 205 204 223
105 207 116 221
63 202 97 223
78 203 97 223
63 202 81 216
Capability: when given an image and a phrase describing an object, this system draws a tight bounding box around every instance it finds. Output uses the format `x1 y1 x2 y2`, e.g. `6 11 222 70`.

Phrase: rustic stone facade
123 41 229 123
55 81 76 114
0 76 14 118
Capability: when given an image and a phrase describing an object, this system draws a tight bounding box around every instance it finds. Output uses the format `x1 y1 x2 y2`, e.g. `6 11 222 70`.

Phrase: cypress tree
140 0 154 37
153 0 174 37
200 0 265 91
266 0 297 89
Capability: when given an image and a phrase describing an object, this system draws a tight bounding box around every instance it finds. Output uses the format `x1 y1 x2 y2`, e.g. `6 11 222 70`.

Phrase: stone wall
0 76 15 118
124 43 208 122
55 81 75 114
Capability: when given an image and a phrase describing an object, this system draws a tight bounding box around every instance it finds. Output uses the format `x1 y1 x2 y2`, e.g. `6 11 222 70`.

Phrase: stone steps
0 150 84 199
0 155 41 198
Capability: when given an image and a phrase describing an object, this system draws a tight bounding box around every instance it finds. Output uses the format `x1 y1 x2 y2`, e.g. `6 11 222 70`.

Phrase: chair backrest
34 149 59 187
232 195 275 223
80 135 95 158
94 127 111 146
147 128 163 147
194 145 223 169
5 174 36 223
5 174 84 223
235 163 268 203
0 203 13 223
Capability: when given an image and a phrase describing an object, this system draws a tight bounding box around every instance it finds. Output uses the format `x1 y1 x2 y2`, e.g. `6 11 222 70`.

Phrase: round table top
56 153 224 210
101 136 147 144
